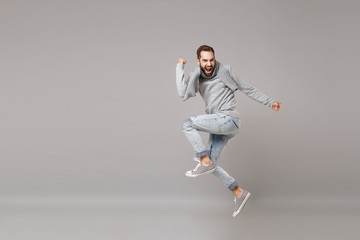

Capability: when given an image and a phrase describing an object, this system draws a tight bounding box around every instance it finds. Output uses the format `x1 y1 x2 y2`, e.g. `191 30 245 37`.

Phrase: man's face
197 51 215 76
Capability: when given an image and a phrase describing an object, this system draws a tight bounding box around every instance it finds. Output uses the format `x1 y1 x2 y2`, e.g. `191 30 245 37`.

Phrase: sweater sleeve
176 63 188 98
229 69 275 108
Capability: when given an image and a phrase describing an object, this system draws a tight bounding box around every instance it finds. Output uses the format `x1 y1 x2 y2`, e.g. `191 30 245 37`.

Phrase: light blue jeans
182 113 240 191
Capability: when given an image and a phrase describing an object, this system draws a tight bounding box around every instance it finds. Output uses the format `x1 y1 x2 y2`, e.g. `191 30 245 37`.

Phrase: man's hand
272 101 282 111
178 58 187 64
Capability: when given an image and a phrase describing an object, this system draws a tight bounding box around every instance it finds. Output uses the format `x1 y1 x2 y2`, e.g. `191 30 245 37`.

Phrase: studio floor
1 195 359 240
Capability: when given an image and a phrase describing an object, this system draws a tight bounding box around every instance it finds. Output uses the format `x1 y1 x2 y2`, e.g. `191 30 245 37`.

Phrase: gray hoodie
176 61 274 118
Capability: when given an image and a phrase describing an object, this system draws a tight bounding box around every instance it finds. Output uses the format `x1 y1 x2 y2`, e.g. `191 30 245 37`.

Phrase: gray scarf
183 61 238 101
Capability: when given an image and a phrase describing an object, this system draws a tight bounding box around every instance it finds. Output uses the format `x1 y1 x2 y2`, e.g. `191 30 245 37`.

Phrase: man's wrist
177 63 184 69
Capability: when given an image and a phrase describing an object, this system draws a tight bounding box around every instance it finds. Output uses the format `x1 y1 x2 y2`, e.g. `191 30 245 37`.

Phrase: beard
201 64 215 76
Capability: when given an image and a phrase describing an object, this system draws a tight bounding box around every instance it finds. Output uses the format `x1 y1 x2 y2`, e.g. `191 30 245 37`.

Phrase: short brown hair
197 45 215 59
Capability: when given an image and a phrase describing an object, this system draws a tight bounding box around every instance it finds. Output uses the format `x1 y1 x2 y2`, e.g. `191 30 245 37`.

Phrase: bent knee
182 117 193 131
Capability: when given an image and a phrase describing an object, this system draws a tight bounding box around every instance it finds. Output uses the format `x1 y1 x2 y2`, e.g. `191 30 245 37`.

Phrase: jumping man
176 45 282 217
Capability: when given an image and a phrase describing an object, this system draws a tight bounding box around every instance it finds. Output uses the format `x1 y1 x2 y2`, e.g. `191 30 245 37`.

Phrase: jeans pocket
218 117 240 134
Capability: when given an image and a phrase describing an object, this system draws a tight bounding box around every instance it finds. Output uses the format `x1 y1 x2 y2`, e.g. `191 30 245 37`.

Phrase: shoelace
193 163 202 171
192 158 201 171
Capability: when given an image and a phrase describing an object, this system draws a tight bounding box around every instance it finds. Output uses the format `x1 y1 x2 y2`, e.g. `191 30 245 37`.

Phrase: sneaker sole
185 168 215 177
232 192 251 217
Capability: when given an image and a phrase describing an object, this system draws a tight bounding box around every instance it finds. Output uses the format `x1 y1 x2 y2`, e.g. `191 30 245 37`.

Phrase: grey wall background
1 0 359 239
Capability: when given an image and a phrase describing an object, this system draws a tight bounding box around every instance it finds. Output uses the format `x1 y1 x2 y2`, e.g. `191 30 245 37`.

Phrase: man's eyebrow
202 58 215 61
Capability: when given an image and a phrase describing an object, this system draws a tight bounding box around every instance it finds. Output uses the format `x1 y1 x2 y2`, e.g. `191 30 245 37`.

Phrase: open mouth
205 67 213 74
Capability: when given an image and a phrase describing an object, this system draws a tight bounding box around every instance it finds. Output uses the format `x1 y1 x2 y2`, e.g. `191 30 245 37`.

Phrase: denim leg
208 134 239 191
182 113 241 191
208 134 235 164
213 166 239 191
182 117 208 158
182 113 239 159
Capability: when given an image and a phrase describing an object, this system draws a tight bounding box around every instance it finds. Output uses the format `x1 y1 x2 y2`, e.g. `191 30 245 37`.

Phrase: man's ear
196 59 200 65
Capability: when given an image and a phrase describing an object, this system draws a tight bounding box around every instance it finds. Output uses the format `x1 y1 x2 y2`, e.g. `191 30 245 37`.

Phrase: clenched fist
272 101 282 111
178 58 187 64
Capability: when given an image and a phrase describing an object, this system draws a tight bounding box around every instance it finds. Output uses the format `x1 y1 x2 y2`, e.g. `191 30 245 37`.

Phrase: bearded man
176 45 282 217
